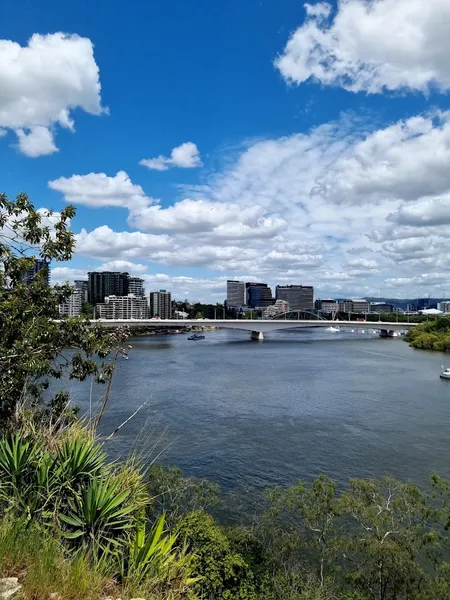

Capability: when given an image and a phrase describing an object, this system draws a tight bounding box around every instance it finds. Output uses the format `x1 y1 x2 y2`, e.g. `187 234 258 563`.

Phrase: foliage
177 510 257 599
0 192 129 425
60 476 137 549
146 464 222 528
405 317 450 351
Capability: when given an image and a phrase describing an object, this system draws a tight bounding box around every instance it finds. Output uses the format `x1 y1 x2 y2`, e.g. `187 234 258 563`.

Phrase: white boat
325 326 340 333
440 367 450 380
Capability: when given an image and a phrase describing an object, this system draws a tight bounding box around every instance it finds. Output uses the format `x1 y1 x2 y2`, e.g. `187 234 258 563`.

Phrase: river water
68 328 450 492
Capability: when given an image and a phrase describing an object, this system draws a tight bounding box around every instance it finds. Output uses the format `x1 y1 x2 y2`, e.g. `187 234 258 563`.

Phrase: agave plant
0 434 40 486
60 476 137 549
56 436 106 486
0 434 61 520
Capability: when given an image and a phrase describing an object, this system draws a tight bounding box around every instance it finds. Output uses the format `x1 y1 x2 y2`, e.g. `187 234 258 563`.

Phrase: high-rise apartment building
227 280 245 307
59 290 82 317
74 280 88 302
87 272 129 304
96 294 148 319
128 277 145 297
246 282 273 309
149 290 172 319
275 285 314 311
24 258 50 285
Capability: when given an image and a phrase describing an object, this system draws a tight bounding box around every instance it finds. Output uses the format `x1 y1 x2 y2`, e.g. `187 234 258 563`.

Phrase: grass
0 519 113 600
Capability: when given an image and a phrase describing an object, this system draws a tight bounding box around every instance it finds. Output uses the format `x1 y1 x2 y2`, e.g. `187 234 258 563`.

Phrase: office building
246 282 273 309
88 271 129 304
24 258 50 285
59 290 82 317
338 299 369 313
315 299 339 313
352 299 370 313
96 294 148 319
149 289 172 319
227 280 245 308
276 285 314 311
128 277 145 297
74 280 88 302
370 302 394 313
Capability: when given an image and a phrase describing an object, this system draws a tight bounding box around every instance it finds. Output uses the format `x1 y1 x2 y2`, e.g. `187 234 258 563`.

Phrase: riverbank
129 325 217 337
405 316 450 352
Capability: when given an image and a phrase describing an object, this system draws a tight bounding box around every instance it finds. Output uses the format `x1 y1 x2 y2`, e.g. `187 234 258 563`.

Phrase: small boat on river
440 367 450 380
325 326 340 333
188 334 205 341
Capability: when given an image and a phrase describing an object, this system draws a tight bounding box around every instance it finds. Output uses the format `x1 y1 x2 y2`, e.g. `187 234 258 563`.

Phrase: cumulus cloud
0 32 104 156
347 259 378 269
314 113 450 205
16 126 58 157
388 195 450 227
49 171 152 209
75 226 172 259
51 267 88 284
139 142 202 171
275 0 450 94
129 198 286 239
96 260 148 273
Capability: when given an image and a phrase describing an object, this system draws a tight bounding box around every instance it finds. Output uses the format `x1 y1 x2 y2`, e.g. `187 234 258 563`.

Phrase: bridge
90 318 415 341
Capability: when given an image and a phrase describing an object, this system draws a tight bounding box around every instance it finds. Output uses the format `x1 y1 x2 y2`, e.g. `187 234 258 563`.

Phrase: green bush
177 511 257 600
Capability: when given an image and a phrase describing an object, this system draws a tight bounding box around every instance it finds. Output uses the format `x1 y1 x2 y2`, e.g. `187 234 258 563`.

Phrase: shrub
177 510 257 600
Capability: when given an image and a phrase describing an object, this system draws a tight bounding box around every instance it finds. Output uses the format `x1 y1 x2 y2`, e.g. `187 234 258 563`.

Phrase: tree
177 510 257 599
0 192 127 426
338 476 433 600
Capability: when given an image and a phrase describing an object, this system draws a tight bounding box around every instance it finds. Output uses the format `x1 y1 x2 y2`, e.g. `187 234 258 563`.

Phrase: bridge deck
87 318 414 333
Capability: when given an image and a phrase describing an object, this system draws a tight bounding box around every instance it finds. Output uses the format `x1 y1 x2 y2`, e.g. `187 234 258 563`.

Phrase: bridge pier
250 330 264 341
379 329 397 338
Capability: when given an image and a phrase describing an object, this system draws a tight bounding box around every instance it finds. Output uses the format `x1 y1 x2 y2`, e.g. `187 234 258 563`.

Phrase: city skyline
2 0 450 302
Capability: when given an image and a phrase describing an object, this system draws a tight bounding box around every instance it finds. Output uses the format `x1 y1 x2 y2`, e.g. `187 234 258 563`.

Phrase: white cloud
75 226 172 259
388 195 450 227
139 142 202 171
275 0 450 94
51 267 88 283
0 32 104 156
347 259 378 269
16 126 58 157
49 171 151 209
96 260 148 273
314 113 450 205
129 198 286 240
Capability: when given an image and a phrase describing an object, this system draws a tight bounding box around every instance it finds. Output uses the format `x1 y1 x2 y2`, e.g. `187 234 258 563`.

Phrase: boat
188 334 205 341
440 367 450 380
325 326 340 333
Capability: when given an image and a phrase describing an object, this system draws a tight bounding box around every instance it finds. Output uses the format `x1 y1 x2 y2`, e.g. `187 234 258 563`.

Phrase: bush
177 511 257 600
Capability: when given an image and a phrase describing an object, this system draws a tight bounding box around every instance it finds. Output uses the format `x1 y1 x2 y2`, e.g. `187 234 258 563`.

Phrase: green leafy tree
0 192 127 425
177 510 257 599
338 476 434 600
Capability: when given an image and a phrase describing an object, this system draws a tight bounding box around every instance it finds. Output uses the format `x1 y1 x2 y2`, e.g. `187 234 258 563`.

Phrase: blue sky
1 0 450 301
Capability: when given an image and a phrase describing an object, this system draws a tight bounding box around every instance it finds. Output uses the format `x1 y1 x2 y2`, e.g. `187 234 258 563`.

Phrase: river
67 328 450 492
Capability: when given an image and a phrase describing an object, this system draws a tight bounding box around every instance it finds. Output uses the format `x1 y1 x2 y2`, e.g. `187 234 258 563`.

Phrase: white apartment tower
96 294 149 319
